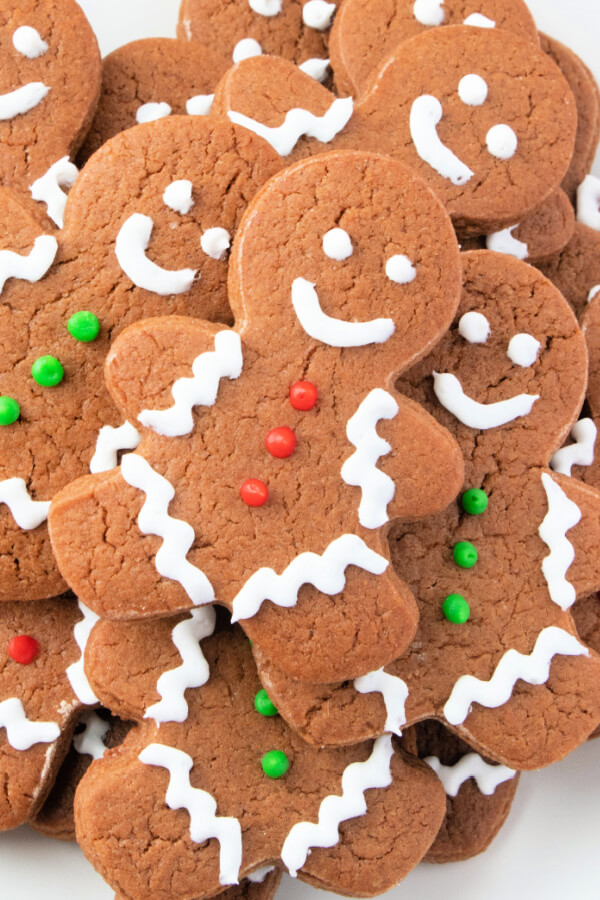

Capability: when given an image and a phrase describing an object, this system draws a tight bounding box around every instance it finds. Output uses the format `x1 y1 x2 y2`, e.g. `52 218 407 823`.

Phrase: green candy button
68 310 100 342
255 689 278 717
32 355 64 387
0 396 20 426
461 488 488 516
442 593 471 624
261 750 289 779
453 541 478 569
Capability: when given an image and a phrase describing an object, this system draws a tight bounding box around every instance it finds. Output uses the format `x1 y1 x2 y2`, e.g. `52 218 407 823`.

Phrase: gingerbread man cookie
538 222 600 321
212 25 577 232
76 624 446 899
0 117 280 603
48 150 464 684
114 872 282 900
481 189 575 264
0 0 100 194
252 250 600 770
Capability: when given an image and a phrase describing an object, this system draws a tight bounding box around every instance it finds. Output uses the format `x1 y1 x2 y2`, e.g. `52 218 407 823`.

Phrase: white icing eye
12 25 48 58
463 13 496 27
186 94 214 116
507 333 540 367
486 124 518 160
163 180 194 215
322 228 353 260
386 254 417 284
136 102 171 124
302 1 336 30
232 38 263 63
458 74 488 107
201 227 231 260
299 57 331 83
458 311 490 343
413 0 445 26
249 0 282 15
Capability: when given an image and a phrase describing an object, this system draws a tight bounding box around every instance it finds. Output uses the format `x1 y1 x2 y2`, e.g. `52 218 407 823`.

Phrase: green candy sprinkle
461 488 488 516
453 541 478 569
0 396 20 426
255 689 278 717
261 750 289 779
442 593 471 624
68 311 100 342
32 355 64 387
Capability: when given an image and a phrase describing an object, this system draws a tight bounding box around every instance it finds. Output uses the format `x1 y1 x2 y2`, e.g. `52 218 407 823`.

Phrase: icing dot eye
233 38 263 63
289 381 318 411
386 254 417 284
486 124 518 160
201 227 231 261
302 0 336 30
136 102 172 125
265 426 297 458
261 749 290 778
322 228 353 261
163 180 194 215
8 634 40 664
461 488 488 516
249 0 283 15
442 594 471 624
413 0 445 27
12 26 48 59
458 311 490 344
458 74 488 107
453 541 478 568
507 333 540 368
240 478 269 507
254 688 279 717
32 355 64 387
0 396 20 426
68 311 100 343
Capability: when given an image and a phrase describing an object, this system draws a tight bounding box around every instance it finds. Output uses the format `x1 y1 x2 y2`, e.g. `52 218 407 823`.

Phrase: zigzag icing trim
539 473 581 611
228 96 353 156
90 421 141 474
231 534 388 622
353 668 408 736
66 601 100 705
30 156 78 228
341 389 399 529
0 234 57 293
281 734 394 877
73 711 110 760
120 454 215 606
444 626 589 725
425 753 516 797
138 331 243 437
138 743 242 885
145 606 216 723
0 698 60 751
0 477 50 529
550 418 597 476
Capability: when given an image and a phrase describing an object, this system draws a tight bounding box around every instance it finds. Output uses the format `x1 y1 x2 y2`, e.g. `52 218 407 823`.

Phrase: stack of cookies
0 0 599 897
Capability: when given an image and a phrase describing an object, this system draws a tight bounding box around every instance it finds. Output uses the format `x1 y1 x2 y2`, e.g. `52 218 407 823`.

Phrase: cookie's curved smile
433 371 539 430
0 82 50 121
291 278 395 347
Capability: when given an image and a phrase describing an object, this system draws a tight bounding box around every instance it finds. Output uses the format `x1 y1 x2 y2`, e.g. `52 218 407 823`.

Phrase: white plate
2 1 599 897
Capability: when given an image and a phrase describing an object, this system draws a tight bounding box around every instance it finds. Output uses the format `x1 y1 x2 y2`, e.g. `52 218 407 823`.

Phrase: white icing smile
0 82 50 121
115 213 197 295
292 278 395 347
433 371 539 429
410 95 474 186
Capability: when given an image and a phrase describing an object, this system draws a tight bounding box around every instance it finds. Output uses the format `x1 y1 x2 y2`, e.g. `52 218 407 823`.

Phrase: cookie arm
552 471 600 597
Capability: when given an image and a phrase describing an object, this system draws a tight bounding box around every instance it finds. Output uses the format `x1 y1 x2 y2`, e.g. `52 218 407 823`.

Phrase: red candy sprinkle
8 635 40 665
240 478 269 507
290 381 318 411
265 426 297 458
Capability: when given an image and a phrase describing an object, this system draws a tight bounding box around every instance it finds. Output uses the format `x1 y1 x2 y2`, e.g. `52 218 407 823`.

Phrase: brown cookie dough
538 222 600 320
78 38 223 163
114 873 282 900
0 0 100 192
0 118 280 603
212 26 578 232
330 0 538 97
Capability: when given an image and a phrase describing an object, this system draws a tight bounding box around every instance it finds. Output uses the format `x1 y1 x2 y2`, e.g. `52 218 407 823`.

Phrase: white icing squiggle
281 734 394 877
139 743 242 885
425 753 516 797
292 278 395 347
136 102 172 124
413 0 444 26
163 180 194 215
550 418 597 477
73 711 110 760
539 473 581 611
249 0 282 15
66 601 100 706
0 234 57 293
577 174 600 231
145 606 216 723
302 0 336 30
458 311 489 344
432 372 539 429
0 698 60 751
299 58 330 83
410 95 474 186
444 626 588 725
89 421 141 474
231 534 388 622
341 389 399 529
30 157 78 228
0 478 50 530
354 669 408 736
13 26 48 58
186 94 214 116
115 213 197 295
233 38 263 63
138 331 242 437
228 97 353 156
120 454 215 606
463 13 495 27
486 225 528 260
0 82 49 120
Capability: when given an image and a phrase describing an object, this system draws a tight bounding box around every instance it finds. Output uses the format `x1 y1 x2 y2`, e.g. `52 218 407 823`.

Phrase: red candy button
8 635 40 665
240 478 269 507
290 381 318 411
265 426 297 458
